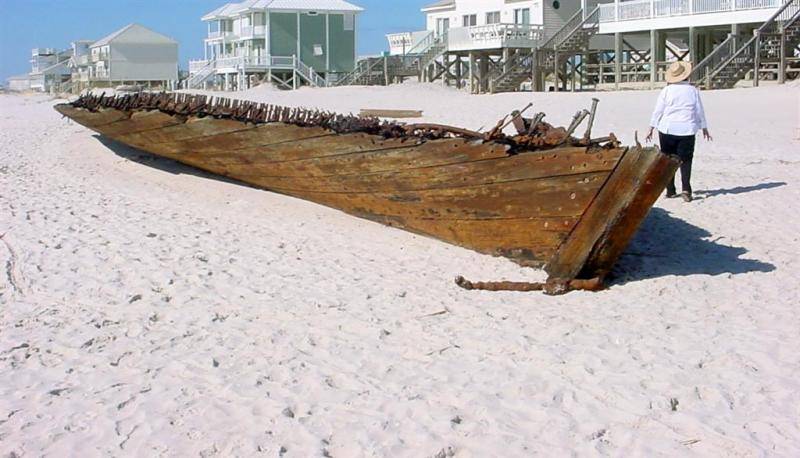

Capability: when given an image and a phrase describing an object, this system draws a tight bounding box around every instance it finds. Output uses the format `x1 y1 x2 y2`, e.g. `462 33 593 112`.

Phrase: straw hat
665 61 692 84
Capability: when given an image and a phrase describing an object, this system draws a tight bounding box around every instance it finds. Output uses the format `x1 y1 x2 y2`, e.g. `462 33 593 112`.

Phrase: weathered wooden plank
545 146 679 280
224 147 624 193
277 171 607 220
360 109 423 118
93 111 184 137
368 216 579 266
184 131 419 164
198 137 507 178
54 106 130 128
115 117 255 148
152 122 333 155
578 148 679 279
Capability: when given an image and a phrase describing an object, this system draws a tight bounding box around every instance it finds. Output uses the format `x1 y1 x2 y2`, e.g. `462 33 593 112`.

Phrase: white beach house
7 74 32 91
71 24 179 92
382 0 581 92
382 0 797 92
27 47 72 92
588 0 799 89
188 0 363 91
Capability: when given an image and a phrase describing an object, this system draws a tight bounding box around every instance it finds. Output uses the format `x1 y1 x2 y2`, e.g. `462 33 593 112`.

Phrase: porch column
554 50 560 92
704 31 712 62
469 51 476 93
455 55 463 89
688 27 697 64
754 31 761 87
441 54 449 87
650 29 659 89
731 23 740 51
779 31 786 84
479 53 489 93
614 32 622 90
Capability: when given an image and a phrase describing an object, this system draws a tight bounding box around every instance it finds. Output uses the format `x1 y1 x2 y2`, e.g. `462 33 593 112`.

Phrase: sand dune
1 83 799 456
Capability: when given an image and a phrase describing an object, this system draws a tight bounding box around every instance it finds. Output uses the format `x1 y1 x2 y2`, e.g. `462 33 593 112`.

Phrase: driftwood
454 276 604 295
360 109 423 118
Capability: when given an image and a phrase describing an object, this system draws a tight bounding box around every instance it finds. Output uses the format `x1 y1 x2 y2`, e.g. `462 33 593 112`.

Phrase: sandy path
1 85 799 457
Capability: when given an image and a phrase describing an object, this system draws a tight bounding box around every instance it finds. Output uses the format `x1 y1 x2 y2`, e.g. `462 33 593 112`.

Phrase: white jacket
649 82 708 136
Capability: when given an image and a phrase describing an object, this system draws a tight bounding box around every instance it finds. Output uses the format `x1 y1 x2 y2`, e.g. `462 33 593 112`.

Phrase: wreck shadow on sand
94 134 254 188
611 208 775 285
694 182 787 198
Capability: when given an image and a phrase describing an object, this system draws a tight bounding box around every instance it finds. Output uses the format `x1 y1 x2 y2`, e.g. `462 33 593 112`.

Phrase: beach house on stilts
70 24 179 92
582 0 800 90
370 0 581 93
188 0 363 91
375 0 797 92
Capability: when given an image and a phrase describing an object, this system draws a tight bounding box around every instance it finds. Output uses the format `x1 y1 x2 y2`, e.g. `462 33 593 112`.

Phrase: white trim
353 14 358 71
326 13 330 72
266 10 272 55
296 11 301 58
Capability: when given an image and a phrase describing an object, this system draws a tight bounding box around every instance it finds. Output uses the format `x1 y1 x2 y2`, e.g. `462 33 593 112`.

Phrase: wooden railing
689 0 799 87
599 0 785 22
446 23 544 51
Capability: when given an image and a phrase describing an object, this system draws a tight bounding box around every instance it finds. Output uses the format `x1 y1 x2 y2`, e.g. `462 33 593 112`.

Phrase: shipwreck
55 93 678 293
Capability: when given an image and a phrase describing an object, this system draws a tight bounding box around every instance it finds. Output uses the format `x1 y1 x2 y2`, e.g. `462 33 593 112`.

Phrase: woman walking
645 61 712 202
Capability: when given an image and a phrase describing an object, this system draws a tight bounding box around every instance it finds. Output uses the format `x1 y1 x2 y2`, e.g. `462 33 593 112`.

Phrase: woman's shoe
681 192 693 203
666 192 679 199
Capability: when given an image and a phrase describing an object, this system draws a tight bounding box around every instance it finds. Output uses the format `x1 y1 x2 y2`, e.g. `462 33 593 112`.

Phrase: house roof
202 0 362 20
7 74 31 81
91 23 178 48
421 0 455 12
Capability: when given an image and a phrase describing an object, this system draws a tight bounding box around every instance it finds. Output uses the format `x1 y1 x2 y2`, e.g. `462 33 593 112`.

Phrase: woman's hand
702 128 713 141
645 127 654 143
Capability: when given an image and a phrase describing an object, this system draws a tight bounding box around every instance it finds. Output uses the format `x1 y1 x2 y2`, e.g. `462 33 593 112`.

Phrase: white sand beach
1 83 799 456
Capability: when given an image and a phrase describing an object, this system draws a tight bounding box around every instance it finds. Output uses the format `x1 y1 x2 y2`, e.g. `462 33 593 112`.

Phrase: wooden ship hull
55 93 679 291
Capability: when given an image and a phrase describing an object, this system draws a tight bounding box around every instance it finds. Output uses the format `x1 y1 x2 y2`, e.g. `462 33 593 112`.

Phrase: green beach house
188 0 363 91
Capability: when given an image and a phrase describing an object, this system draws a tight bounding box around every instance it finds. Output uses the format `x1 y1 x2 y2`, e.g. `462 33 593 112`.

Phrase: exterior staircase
335 32 445 87
418 33 448 79
489 50 535 93
334 57 391 86
691 0 800 89
535 6 601 90
187 60 217 89
294 58 327 88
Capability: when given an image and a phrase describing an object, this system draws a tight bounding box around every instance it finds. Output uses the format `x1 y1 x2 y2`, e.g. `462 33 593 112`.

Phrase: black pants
659 132 695 195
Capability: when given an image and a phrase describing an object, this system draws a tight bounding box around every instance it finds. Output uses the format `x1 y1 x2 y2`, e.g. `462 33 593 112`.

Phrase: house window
514 8 530 25
486 11 501 25
462 14 476 27
343 13 355 31
314 44 324 56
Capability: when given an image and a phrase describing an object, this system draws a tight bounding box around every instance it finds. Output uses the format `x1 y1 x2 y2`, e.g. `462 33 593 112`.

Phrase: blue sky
0 0 430 81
